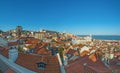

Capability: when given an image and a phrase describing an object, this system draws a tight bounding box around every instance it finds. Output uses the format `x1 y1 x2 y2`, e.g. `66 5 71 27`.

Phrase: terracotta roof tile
36 48 51 55
89 54 97 62
66 49 75 54
65 56 111 73
118 56 120 61
8 42 19 46
65 49 79 56
25 44 36 49
73 51 79 56
25 38 39 44
80 50 89 57
35 43 50 55
0 46 6 52
1 48 9 58
15 53 61 73
4 68 16 73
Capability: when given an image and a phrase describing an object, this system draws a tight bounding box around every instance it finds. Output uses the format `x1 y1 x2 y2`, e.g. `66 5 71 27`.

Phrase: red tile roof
80 50 89 57
89 53 97 62
0 46 6 52
15 53 61 73
25 44 36 49
73 51 79 56
65 56 111 73
4 68 16 73
34 42 51 55
114 52 120 56
36 48 51 55
66 49 75 55
1 48 9 58
66 49 79 56
110 65 120 72
8 42 19 46
118 56 120 61
25 38 39 44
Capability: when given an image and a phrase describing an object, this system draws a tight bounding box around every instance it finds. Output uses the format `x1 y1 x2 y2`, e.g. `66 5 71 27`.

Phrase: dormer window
36 62 46 70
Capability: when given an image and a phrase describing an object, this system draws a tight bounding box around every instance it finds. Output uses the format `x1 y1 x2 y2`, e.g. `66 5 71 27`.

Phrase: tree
18 45 24 52
58 47 64 63
0 29 3 33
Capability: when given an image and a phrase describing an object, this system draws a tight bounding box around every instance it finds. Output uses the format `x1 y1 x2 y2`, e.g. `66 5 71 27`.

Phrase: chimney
8 47 18 62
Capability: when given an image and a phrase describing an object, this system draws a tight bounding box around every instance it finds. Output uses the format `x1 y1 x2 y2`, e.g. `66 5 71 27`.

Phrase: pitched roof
34 42 51 55
25 38 39 44
80 46 90 53
66 49 79 56
8 42 19 46
25 44 36 49
65 56 110 73
4 68 16 73
80 50 89 57
36 48 51 55
15 53 61 73
0 46 6 53
1 48 8 58
118 56 120 61
89 53 97 62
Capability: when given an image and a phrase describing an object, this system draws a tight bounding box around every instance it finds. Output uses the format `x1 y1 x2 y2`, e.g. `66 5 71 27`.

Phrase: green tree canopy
58 47 64 63
0 29 3 33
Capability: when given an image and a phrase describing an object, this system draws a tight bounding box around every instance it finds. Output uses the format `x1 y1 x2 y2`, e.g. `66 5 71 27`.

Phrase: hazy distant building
40 29 58 35
35 32 45 40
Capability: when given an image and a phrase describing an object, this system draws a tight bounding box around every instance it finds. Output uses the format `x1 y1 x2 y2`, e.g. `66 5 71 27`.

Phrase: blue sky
0 0 120 35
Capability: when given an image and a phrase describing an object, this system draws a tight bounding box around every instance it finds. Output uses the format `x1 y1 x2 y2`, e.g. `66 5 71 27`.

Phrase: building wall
0 37 8 47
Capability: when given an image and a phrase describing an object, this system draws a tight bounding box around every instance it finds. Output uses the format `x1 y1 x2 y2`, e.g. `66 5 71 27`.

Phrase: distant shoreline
78 35 120 36
78 35 120 41
93 39 120 42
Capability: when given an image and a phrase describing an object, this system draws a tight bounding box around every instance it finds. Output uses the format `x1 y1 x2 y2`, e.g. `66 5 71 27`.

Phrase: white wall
0 37 8 47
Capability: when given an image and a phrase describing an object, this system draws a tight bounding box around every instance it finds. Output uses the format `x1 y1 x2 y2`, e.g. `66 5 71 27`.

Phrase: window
36 62 46 70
